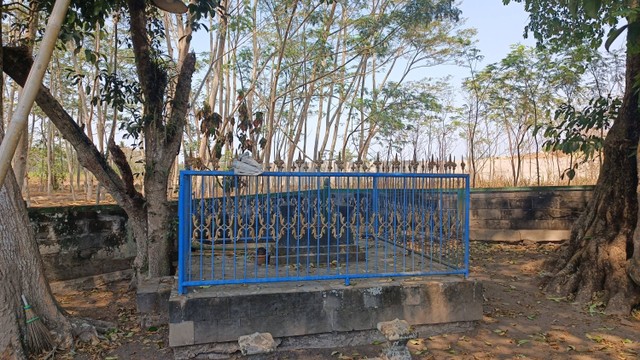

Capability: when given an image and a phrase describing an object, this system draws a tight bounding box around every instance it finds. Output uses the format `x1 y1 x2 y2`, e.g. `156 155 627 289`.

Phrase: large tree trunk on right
542 20 640 313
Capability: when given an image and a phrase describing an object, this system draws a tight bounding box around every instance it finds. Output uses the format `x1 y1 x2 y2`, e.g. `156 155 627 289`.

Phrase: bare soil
48 242 640 359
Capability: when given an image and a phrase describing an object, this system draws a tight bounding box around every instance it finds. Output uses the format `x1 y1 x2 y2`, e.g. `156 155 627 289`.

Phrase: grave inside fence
169 156 483 356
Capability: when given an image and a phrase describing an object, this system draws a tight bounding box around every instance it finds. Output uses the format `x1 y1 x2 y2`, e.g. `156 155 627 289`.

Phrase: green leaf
517 339 530 346
605 25 628 52
547 296 566 302
586 333 604 343
568 0 579 16
583 0 601 18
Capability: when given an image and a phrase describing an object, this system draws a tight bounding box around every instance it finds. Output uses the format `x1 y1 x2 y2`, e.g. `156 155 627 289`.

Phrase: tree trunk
0 38 71 358
543 21 640 313
0 170 73 359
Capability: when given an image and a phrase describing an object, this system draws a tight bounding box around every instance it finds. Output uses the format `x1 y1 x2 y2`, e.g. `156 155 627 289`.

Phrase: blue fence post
177 171 190 295
464 174 470 278
372 176 379 239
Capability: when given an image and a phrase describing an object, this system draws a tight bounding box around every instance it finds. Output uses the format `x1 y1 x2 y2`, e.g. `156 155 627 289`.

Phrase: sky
188 1 539 159
411 1 535 157
422 0 535 89
459 1 534 65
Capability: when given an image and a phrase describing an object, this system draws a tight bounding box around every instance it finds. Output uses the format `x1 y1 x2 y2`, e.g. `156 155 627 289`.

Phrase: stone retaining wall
28 205 134 282
469 186 593 242
29 186 594 281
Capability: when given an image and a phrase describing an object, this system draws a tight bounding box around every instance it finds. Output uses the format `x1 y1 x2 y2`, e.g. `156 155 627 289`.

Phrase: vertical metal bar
316 177 321 272
420 176 426 272
402 177 407 272
464 175 470 277
457 178 462 268
391 176 397 274
429 178 434 271
364 176 371 274
254 176 260 279
265 175 272 279
210 181 216 280
188 176 194 282
285 175 291 278
355 176 361 274
243 184 249 280
372 176 379 273
296 175 302 278
177 171 188 294
410 176 416 271
438 177 444 263
199 178 205 280
344 175 351 286
274 177 281 277
221 180 227 280
306 175 312 277
344 176 351 281
233 176 239 281
325 177 331 275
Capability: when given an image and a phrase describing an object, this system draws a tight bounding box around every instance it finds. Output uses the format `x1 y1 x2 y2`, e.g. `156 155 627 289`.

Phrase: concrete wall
29 205 135 282
168 279 483 347
29 186 594 281
469 186 593 242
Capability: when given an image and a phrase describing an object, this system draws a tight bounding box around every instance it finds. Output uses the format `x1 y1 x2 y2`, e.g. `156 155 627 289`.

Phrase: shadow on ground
52 242 640 359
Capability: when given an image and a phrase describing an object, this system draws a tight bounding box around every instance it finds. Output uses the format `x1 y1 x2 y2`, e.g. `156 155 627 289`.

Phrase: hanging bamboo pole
0 0 71 187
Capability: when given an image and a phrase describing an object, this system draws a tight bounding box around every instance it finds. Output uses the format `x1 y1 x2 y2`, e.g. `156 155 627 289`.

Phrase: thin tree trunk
262 1 298 165
65 141 76 201
46 119 53 194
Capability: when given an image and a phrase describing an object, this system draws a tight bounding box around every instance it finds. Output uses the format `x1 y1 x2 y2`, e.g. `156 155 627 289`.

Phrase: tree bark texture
0 170 75 359
0 41 71 358
2 45 180 278
3 0 196 279
543 21 640 313
128 0 196 276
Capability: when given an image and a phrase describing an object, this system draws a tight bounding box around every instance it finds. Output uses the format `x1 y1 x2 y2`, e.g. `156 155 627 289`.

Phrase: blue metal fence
177 170 469 294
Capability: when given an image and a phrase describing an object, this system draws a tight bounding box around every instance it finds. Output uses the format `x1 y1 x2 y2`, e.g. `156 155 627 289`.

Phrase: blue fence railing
177 170 469 294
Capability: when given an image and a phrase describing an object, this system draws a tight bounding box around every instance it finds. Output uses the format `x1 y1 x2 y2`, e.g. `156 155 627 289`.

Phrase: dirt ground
49 242 640 360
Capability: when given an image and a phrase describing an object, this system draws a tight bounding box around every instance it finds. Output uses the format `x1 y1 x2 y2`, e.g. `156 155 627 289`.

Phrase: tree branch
108 138 138 197
165 52 196 156
2 46 144 210
127 0 167 112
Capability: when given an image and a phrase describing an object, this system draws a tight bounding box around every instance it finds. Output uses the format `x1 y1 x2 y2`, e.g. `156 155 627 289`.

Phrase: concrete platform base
137 276 174 328
470 229 570 242
173 322 476 359
169 277 482 356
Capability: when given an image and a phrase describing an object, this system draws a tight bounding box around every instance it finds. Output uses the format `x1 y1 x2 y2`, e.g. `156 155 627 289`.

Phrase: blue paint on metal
177 171 470 293
177 172 187 294
464 175 471 278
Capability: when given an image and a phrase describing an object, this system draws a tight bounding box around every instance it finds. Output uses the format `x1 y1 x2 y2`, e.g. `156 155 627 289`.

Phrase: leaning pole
0 0 71 187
